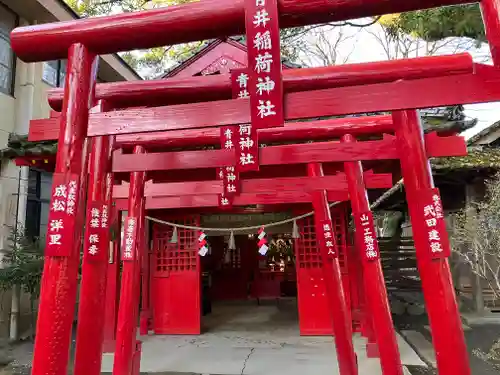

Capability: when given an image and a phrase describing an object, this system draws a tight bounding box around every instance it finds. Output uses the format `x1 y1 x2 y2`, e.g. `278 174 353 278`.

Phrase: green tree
380 5 485 43
64 0 203 77
0 226 44 338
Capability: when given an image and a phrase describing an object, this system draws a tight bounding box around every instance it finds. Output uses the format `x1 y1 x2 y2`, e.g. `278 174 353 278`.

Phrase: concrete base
461 311 500 325
101 300 425 374
400 330 436 367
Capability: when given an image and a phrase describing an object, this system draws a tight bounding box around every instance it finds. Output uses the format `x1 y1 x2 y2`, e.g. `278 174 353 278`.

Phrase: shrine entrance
150 211 302 335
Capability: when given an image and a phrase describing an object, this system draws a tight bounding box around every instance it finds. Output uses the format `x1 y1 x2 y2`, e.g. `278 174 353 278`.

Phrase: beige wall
0 27 55 337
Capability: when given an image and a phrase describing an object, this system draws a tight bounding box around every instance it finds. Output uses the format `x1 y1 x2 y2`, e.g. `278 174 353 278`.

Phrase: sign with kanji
220 125 237 154
231 69 250 99
236 124 259 172
83 200 109 262
223 166 240 197
45 173 80 257
416 188 451 259
217 166 239 209
121 216 138 261
319 219 338 258
354 211 380 262
230 71 260 172
244 0 283 129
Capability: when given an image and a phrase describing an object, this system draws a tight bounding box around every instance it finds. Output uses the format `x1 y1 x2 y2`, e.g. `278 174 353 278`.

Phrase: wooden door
151 217 201 334
295 205 352 336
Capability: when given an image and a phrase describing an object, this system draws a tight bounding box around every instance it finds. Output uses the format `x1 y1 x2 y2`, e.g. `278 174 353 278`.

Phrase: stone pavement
101 300 425 374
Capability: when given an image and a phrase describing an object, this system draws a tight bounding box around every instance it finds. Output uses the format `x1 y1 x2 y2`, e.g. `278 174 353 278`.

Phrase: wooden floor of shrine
101 300 425 374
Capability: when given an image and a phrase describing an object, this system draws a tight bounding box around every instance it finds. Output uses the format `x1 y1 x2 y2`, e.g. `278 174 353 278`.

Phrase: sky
129 14 500 141
290 20 499 141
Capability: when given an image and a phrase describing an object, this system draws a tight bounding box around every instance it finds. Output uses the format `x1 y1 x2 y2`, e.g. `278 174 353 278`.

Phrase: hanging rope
145 179 405 233
146 201 341 232
370 178 404 210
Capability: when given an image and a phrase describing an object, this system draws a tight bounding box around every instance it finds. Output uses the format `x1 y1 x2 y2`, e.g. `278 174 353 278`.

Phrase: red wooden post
307 163 358 375
104 149 124 352
74 133 113 375
31 44 97 375
481 0 500 66
139 197 149 335
393 110 470 375
343 134 403 375
131 341 143 375
113 145 146 375
103 206 121 352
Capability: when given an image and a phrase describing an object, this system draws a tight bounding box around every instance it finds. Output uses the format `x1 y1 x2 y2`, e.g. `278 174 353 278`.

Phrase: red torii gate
13 1 500 375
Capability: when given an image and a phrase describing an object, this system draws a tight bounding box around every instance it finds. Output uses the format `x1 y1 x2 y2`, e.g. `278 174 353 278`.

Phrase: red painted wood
140 241 151 335
481 0 500 67
113 173 392 198
112 139 395 172
74 135 112 375
30 115 394 144
46 54 473 111
393 110 470 375
114 189 349 210
343 134 403 375
11 0 473 62
31 45 97 375
29 118 60 141
308 163 357 375
113 146 146 375
111 134 466 172
151 190 349 208
69 65 498 137
152 219 201 334
103 210 120 353
245 0 284 129
46 54 473 112
295 215 333 335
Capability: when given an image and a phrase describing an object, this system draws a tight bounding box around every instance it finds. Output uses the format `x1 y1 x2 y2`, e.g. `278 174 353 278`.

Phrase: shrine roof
431 147 500 171
161 36 299 78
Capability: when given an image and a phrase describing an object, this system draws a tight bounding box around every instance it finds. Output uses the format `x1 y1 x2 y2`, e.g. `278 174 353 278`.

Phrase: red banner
45 173 80 257
83 200 108 262
236 124 259 172
319 219 338 258
244 0 283 129
354 211 380 262
217 167 237 209
223 166 240 197
231 70 260 172
121 216 138 261
218 194 234 210
415 188 451 259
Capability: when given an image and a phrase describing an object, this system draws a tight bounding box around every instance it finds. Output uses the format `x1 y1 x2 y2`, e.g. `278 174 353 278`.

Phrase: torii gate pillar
342 134 403 375
481 0 500 66
393 110 470 375
31 44 98 375
307 163 358 375
73 133 114 375
113 145 146 375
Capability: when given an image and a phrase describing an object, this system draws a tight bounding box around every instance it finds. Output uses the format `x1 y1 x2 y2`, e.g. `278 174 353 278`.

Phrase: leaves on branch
380 5 485 43
0 226 44 299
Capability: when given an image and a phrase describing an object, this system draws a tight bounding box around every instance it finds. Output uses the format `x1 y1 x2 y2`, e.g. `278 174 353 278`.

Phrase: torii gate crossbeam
12 0 473 62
